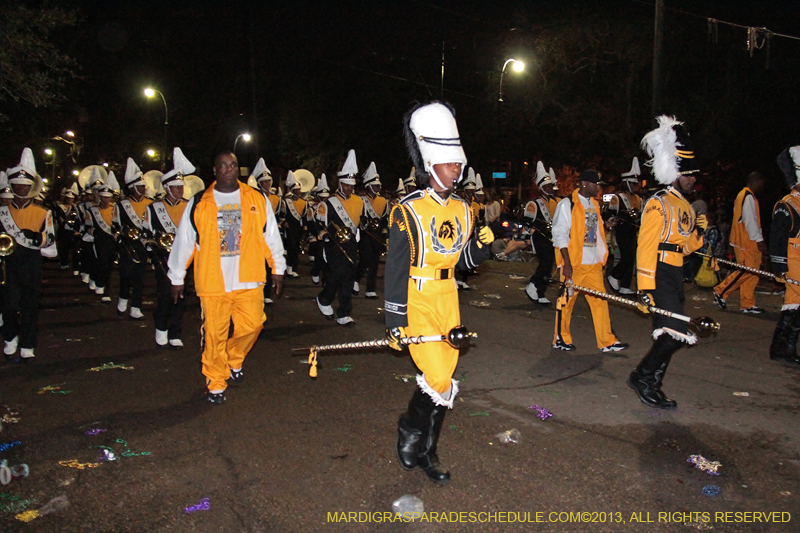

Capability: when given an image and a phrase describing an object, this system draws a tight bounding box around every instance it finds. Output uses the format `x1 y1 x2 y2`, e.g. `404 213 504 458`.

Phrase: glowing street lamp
44 148 53 155
72 170 79 176
146 149 156 158
65 130 75 137
144 87 169 170
234 133 252 153
498 58 525 102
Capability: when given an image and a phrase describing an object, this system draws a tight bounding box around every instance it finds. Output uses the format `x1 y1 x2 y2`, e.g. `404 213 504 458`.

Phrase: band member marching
86 170 119 302
524 161 557 304
54 186 79 271
628 116 706 409
403 167 417 195
354 162 387 299
249 158 280 304
316 149 363 326
145 151 195 348
282 171 306 279
114 158 152 319
607 157 643 295
0 148 57 361
386 102 494 483
769 146 800 366
309 174 330 285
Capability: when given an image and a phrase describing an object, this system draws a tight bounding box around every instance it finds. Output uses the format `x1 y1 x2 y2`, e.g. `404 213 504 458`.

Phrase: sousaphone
294 169 315 193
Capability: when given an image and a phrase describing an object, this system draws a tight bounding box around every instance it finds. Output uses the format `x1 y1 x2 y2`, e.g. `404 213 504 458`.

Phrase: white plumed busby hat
475 173 484 194
315 173 330 197
621 157 641 182
535 161 554 188
641 116 699 186
405 102 467 189
463 167 476 190
124 157 144 186
251 158 272 183
99 170 120 197
285 170 300 190
337 149 358 185
7 148 38 186
162 147 195 186
362 161 380 187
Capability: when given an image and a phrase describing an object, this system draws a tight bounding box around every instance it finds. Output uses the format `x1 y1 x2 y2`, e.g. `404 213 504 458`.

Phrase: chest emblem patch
430 216 464 255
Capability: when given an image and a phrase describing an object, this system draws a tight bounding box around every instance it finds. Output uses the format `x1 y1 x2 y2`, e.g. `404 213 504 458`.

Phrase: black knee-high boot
628 334 682 409
782 311 800 365
417 404 450 484
770 310 795 361
396 388 431 471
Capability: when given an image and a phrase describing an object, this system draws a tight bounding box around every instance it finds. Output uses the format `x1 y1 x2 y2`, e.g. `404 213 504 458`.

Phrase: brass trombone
326 222 355 264
0 233 16 285
115 225 143 264
145 232 175 276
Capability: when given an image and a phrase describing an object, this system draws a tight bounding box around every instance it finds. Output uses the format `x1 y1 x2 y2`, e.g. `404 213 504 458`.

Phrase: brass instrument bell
0 233 16 285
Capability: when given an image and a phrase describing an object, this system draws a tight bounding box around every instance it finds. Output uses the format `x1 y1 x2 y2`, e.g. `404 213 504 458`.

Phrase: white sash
619 193 633 212
152 202 177 234
285 198 302 221
328 196 358 234
120 199 144 229
0 206 39 250
535 198 553 224
361 195 381 220
90 206 114 235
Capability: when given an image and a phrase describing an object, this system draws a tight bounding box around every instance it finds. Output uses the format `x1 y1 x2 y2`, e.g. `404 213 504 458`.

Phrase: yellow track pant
406 278 460 394
714 247 760 310
554 263 618 349
200 287 265 392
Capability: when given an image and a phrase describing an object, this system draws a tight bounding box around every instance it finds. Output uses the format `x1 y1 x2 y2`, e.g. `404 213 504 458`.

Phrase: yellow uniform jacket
637 187 703 291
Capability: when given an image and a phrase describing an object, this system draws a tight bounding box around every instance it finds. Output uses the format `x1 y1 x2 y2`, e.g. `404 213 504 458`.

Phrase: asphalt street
0 256 798 532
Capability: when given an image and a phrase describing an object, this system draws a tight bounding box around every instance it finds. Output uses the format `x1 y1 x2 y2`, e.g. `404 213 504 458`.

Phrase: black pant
356 233 382 293
57 229 73 268
318 241 358 318
1 249 42 349
154 257 184 339
310 241 324 278
118 241 147 307
530 232 555 296
71 234 82 271
81 239 95 276
92 234 116 290
285 224 302 270
610 224 636 288
637 262 687 374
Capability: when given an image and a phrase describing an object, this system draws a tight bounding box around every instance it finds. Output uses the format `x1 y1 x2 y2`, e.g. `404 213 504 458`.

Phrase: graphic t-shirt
214 189 261 293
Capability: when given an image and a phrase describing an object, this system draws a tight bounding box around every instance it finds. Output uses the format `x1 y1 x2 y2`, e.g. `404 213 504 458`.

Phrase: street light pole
233 133 251 154
144 88 169 171
498 58 524 102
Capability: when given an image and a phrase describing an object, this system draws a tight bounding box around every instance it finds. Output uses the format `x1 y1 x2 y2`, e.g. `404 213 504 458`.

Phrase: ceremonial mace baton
694 252 800 286
561 281 720 333
291 326 476 378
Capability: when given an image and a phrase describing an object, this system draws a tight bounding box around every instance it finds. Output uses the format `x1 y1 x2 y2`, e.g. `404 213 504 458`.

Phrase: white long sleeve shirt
741 194 764 243
552 193 606 265
167 188 286 292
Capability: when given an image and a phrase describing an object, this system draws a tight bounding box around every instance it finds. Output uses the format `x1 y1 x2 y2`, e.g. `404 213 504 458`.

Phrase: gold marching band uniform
386 102 492 484
355 162 387 299
629 116 705 409
524 162 558 303
606 158 642 295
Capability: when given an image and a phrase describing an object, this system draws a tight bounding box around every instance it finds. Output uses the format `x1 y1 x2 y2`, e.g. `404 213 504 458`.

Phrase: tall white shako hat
0 171 12 199
161 147 195 188
395 177 406 197
621 157 641 183
98 170 120 197
777 145 800 188
404 101 467 189
251 158 272 184
403 167 417 188
475 173 484 196
285 170 300 191
62 184 75 199
641 116 699 185
463 167 476 190
124 157 145 189
7 148 44 198
535 161 554 188
314 173 330 198
362 161 381 189
88 166 106 194
337 149 358 186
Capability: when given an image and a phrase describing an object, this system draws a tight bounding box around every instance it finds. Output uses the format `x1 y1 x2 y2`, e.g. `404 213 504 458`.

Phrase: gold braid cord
390 204 416 264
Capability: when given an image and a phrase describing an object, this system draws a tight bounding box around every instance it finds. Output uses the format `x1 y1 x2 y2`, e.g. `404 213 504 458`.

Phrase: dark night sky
5 0 800 199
